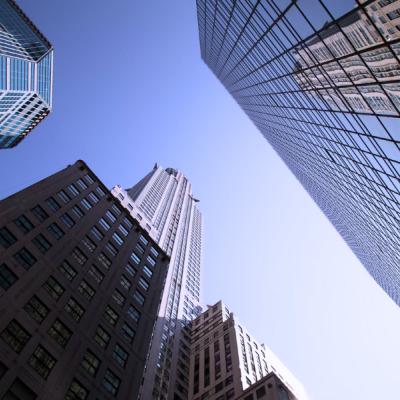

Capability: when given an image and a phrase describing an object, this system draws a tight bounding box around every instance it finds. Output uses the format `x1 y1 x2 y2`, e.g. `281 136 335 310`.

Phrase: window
104 305 119 326
71 205 84 220
0 263 17 290
78 280 95 301
28 345 56 379
77 178 88 190
81 236 96 253
112 289 126 306
65 380 88 400
1 319 31 353
65 298 85 322
48 319 72 347
147 255 156 267
98 252 111 269
67 184 80 197
46 197 60 212
81 349 100 376
122 217 132 229
138 277 150 291
143 266 153 279
120 275 131 291
256 386 266 398
133 291 145 306
71 247 87 265
118 193 124 200
118 224 129 237
125 263 137 277
13 247 37 270
98 218 110 231
84 174 95 185
3 378 36 400
31 205 49 222
32 234 51 253
94 325 110 348
90 226 104 241
103 369 120 396
127 305 140 323
96 186 106 197
106 210 117 223
150 246 159 258
80 198 92 210
47 222 64 240
58 260 77 281
60 213 75 229
127 203 133 210
58 190 71 204
135 243 145 254
105 242 118 257
14 215 34 234
112 232 124 246
88 265 104 283
111 204 121 216
130 252 141 265
88 192 99 204
139 234 148 246
43 276 64 301
24 296 49 324
121 323 135 343
0 227 17 248
113 344 128 368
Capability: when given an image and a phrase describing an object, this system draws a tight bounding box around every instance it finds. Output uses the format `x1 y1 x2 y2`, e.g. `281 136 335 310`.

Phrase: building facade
112 164 203 400
196 0 400 305
0 160 169 399
0 0 54 149
187 301 305 400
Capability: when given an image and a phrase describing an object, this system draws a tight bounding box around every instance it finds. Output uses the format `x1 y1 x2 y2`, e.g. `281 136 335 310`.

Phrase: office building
196 0 400 305
0 0 53 148
187 301 305 400
112 164 203 400
0 160 169 399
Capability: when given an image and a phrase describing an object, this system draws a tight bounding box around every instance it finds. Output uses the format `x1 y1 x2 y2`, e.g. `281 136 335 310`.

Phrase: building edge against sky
0 0 54 149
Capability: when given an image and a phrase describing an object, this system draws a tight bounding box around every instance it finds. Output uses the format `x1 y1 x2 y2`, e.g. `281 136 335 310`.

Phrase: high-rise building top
112 164 203 399
0 0 54 148
196 0 400 305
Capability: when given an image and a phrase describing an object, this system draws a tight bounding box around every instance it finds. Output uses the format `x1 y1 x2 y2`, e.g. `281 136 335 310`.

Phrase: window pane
28 345 56 379
0 227 17 248
48 319 72 347
31 205 49 222
14 215 34 234
24 296 49 324
0 263 17 290
0 319 31 353
32 234 51 254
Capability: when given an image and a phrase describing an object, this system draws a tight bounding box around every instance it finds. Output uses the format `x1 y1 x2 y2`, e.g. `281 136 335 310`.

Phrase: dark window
111 204 121 216
0 227 17 248
81 349 100 376
80 198 92 210
32 234 51 253
112 289 125 306
104 306 119 326
138 277 150 291
64 298 85 322
24 296 49 324
87 265 104 283
14 215 34 234
150 246 159 258
57 190 71 204
0 263 17 290
60 213 75 229
43 276 64 301
47 222 64 240
133 290 145 306
31 205 49 222
98 218 110 231
121 323 135 343
71 205 84 220
78 280 95 301
105 242 118 257
103 369 120 396
135 243 145 254
13 247 37 269
94 325 110 348
65 379 88 400
48 319 72 347
112 232 124 246
90 226 104 241
3 378 37 400
1 319 31 353
118 224 129 237
0 360 7 380
81 236 96 253
28 345 56 379
139 234 148 246
97 252 111 270
112 344 128 368
130 252 141 265
46 197 60 212
105 210 117 223
120 275 131 291
58 260 77 281
127 305 140 323
71 247 87 265
84 174 95 185
88 192 99 204
96 186 106 197
122 216 132 229
143 266 153 279
77 178 88 191
256 386 266 398
67 184 80 197
125 262 137 277
147 255 156 267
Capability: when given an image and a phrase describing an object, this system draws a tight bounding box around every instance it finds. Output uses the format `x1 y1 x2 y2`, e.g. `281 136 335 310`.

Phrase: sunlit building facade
0 0 53 148
112 164 203 400
196 0 400 305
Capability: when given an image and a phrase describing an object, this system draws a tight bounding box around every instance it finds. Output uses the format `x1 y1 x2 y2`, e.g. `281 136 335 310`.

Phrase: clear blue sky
1 1 400 399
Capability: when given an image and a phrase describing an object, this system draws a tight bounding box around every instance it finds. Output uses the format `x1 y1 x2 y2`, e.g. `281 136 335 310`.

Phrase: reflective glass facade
0 0 53 148
197 0 400 305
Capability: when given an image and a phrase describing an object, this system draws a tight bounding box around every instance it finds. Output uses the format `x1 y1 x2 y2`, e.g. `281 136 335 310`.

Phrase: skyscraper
196 0 400 305
0 160 169 399
112 164 203 400
0 0 53 148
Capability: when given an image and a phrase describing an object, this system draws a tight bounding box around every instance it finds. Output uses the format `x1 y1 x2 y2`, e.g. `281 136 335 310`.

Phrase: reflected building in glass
196 0 400 304
0 0 53 148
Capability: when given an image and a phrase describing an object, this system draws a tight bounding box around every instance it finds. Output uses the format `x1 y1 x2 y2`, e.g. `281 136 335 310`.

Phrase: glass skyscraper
196 0 400 305
0 0 53 148
112 165 203 400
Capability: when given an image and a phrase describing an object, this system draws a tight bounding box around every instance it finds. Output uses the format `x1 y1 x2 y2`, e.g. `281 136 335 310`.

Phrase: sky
1 1 400 399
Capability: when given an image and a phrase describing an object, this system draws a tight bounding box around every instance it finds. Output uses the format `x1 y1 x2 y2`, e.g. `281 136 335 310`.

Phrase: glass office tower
196 0 400 305
112 165 203 400
0 0 53 148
